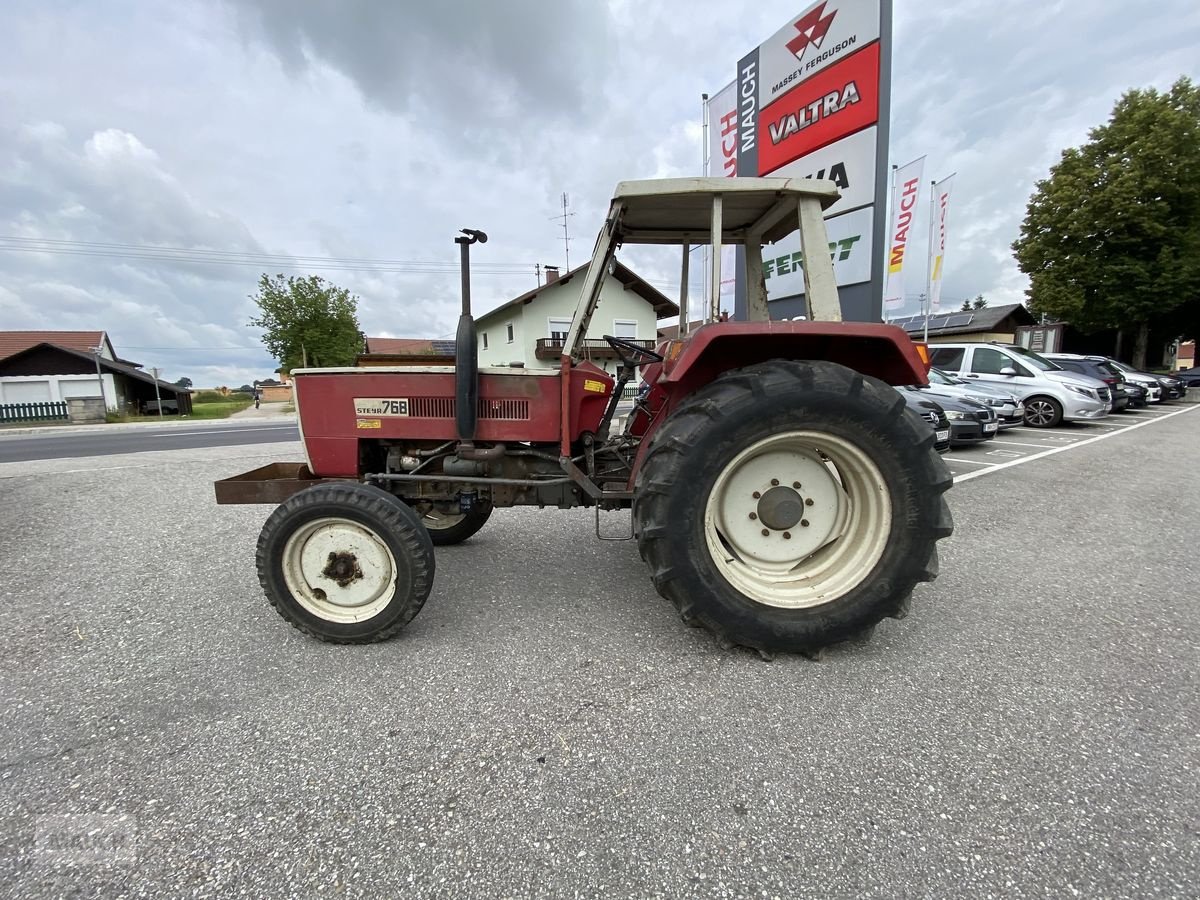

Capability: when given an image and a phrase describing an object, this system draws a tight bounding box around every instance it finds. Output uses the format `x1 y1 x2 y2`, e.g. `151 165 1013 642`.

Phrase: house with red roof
0 330 191 419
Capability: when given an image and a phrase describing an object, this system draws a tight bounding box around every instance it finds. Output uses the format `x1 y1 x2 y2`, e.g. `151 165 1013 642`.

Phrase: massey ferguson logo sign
786 2 837 61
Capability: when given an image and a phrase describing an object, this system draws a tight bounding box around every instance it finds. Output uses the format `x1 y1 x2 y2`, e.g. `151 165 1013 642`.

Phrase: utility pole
151 367 164 417
550 192 574 270
92 344 108 414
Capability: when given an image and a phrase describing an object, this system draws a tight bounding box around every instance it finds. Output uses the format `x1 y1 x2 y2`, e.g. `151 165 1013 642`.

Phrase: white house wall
0 374 115 409
476 274 662 374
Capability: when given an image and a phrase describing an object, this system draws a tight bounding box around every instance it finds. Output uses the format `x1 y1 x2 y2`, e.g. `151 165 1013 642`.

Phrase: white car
927 343 1110 427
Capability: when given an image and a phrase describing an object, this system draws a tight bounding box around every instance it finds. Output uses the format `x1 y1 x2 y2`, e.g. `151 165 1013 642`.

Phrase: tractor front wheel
633 360 952 655
256 482 435 643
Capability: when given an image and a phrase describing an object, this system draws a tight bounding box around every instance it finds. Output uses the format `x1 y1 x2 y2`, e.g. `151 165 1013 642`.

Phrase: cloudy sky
2 0 1198 387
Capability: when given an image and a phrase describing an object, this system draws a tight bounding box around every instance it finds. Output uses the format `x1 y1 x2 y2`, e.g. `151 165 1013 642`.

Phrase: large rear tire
633 360 952 655
256 482 435 643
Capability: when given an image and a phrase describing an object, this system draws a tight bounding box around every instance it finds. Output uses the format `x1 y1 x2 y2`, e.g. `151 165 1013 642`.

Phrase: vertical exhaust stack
454 228 487 444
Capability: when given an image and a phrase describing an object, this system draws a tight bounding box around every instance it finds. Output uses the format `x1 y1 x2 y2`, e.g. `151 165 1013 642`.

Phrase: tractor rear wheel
416 500 493 546
633 360 952 655
256 482 435 643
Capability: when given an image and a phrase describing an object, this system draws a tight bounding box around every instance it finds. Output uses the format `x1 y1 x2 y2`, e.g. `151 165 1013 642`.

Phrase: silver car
924 367 1025 427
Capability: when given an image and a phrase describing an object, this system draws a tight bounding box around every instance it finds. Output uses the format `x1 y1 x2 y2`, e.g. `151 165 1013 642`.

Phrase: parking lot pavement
939 400 1200 481
1 407 1197 899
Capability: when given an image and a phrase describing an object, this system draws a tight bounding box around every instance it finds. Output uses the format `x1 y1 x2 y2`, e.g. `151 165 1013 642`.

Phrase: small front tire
256 482 435 643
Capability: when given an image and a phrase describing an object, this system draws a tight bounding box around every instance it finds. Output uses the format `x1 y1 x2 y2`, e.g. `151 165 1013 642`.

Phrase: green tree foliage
173 376 193 389
959 295 987 311
248 274 364 369
1012 77 1200 368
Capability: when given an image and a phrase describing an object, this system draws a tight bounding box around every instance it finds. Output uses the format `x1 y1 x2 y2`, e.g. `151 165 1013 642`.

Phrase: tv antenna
550 191 574 270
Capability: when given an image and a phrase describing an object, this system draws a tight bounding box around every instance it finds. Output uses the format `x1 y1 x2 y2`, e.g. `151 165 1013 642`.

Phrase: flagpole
923 178 934 343
883 164 896 324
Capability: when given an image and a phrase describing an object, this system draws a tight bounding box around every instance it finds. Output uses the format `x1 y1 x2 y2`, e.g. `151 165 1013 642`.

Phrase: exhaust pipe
454 228 487 443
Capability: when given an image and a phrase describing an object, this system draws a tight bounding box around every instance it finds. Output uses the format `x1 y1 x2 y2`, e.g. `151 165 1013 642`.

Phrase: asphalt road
0 421 299 463
0 405 1197 898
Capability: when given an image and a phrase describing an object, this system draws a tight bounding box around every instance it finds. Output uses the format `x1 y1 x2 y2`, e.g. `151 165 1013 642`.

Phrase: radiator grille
479 399 529 420
405 397 530 420
408 396 455 418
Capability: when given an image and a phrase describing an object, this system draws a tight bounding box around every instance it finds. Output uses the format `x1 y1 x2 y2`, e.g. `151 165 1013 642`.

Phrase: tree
1012 77 1200 368
173 376 193 389
959 295 987 311
248 274 364 369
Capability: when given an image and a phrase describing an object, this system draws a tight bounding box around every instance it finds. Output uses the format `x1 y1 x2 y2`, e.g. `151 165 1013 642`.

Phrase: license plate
935 430 950 442
984 422 998 432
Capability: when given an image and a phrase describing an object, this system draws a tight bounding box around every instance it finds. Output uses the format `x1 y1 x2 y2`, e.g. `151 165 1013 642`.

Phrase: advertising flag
883 156 924 311
928 174 954 312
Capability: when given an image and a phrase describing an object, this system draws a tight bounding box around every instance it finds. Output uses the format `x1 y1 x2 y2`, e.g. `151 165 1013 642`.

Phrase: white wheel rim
281 517 398 623
421 508 467 530
702 430 892 610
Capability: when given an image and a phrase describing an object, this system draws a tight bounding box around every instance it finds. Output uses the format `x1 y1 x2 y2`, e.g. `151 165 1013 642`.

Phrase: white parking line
990 439 1059 448
955 404 1198 483
943 457 995 465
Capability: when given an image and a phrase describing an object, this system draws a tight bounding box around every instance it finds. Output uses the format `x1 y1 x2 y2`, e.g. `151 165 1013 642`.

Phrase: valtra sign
725 0 890 321
759 41 880 173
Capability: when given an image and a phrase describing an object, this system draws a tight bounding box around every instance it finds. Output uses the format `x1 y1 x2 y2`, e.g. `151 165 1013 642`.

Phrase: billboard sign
727 0 890 321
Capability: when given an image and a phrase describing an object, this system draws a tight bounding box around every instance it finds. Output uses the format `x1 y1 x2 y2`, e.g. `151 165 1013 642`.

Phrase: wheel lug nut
800 519 810 527
761 528 770 536
805 498 814 507
771 479 779 486
752 491 761 499
749 512 757 520
783 532 791 539
792 481 801 489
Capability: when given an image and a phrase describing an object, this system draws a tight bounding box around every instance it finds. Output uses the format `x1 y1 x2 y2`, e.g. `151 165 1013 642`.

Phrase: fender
627 321 929 485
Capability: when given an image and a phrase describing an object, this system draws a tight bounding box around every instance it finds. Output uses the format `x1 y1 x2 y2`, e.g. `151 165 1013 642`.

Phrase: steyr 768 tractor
215 177 953 655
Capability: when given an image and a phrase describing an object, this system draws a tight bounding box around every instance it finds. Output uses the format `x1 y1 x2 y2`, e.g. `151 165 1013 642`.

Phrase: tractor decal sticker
354 398 410 416
355 419 382 429
583 379 607 394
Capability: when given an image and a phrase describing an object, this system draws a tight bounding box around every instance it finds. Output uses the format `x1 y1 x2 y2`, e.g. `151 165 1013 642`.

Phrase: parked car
903 387 998 446
1154 372 1187 400
1104 360 1171 400
1042 353 1131 412
1121 380 1150 407
923 367 1025 427
900 390 951 453
927 342 1110 428
1173 366 1200 389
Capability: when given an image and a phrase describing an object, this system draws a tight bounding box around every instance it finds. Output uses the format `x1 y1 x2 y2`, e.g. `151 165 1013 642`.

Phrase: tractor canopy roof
609 177 840 246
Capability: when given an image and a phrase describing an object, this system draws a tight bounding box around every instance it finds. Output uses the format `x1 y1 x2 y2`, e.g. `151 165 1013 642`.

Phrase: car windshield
1110 359 1136 374
1007 346 1061 371
927 368 957 385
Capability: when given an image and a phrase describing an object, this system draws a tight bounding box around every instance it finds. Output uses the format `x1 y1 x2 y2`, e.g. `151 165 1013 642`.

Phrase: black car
903 388 998 446
1043 354 1131 411
900 390 951 453
1122 380 1149 407
1174 366 1200 389
1154 373 1187 400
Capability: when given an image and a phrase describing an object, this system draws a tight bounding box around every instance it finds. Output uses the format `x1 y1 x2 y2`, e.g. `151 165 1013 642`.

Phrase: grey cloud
226 0 615 137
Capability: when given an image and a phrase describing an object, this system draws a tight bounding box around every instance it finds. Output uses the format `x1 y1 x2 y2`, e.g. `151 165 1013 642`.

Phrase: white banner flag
929 174 955 312
883 156 925 311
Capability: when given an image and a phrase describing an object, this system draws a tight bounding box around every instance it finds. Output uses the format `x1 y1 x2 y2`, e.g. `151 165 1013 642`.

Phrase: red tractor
216 177 952 655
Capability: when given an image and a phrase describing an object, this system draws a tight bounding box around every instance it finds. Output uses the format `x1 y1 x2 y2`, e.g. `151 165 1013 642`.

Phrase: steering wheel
603 334 664 366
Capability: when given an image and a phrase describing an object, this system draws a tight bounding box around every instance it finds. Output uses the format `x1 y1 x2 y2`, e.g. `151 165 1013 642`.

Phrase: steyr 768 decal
354 398 410 417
